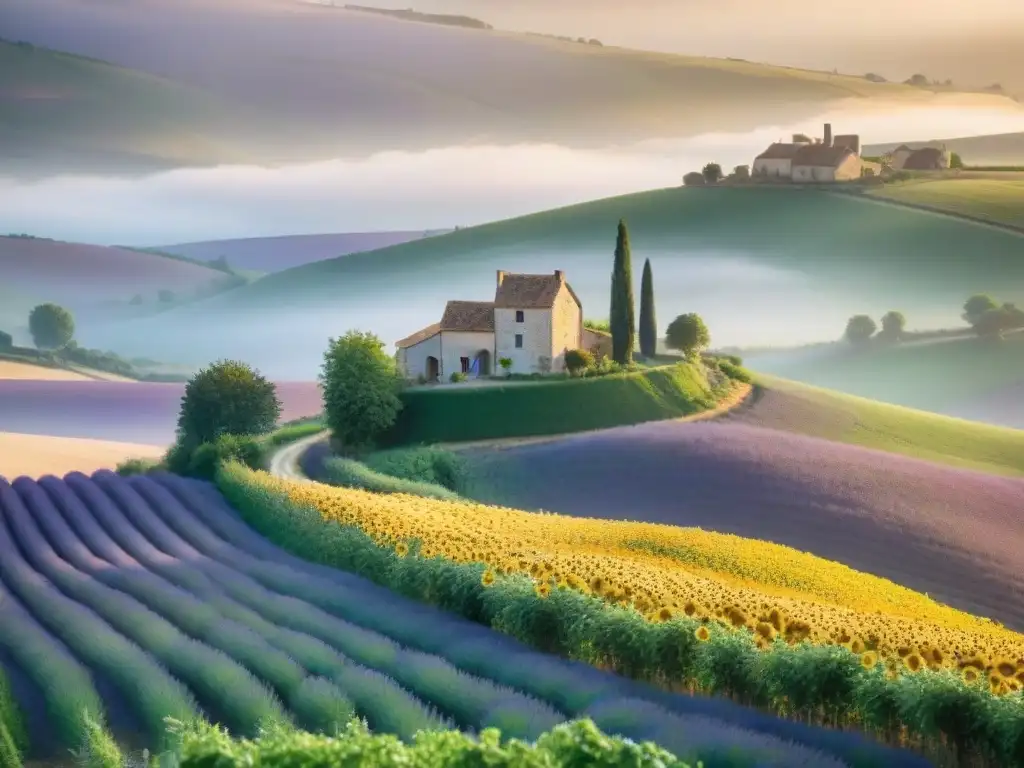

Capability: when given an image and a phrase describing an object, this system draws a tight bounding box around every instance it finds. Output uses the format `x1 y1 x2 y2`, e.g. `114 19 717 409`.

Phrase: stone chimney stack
496 270 506 288
824 123 833 147
554 269 564 282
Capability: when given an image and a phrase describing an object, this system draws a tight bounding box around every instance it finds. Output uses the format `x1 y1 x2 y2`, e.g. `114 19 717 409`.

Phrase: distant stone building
752 123 868 182
886 143 950 170
395 270 583 380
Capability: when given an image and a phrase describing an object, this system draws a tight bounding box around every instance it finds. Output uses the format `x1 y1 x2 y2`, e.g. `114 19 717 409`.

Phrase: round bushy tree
844 314 877 344
564 348 595 376
321 330 403 455
176 360 281 448
962 294 998 326
28 303 75 350
879 310 906 340
665 313 710 359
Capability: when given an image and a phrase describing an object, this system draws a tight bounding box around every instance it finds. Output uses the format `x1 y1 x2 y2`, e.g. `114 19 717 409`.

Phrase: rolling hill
87 185 1024 382
0 235 232 336
860 172 1024 230
457 375 1024 629
864 132 1024 166
2 0 1019 175
745 332 1024 428
152 230 451 273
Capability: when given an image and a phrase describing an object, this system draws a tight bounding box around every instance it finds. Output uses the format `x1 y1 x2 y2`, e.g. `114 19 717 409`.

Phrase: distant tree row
843 294 1024 345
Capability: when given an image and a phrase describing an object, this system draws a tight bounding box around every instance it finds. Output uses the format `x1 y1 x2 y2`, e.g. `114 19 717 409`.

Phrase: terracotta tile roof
754 142 803 161
792 145 855 168
441 300 495 332
494 273 565 308
395 322 441 349
901 147 946 170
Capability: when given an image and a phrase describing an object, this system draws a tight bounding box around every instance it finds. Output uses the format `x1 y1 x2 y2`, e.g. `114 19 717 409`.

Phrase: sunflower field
219 463 1024 766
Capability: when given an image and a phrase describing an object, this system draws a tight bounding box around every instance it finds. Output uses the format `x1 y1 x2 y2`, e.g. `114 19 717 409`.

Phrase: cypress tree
609 219 636 364
638 258 657 357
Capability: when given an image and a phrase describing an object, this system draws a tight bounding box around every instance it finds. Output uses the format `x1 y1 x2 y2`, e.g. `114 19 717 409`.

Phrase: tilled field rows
0 471 925 767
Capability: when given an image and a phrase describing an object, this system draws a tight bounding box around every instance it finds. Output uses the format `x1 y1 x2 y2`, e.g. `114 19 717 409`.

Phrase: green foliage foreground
180 718 705 768
217 462 1024 766
385 363 720 445
0 667 26 768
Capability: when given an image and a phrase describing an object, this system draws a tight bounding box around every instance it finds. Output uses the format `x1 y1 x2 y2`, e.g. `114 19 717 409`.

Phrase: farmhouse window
514 334 523 348
460 357 470 373
515 310 524 323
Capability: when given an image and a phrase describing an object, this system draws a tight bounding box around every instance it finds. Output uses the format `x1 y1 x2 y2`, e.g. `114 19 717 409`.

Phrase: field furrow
0 578 110 757
57 472 449 740
142 472 926 767
17 477 327 722
0 478 289 737
95 472 567 740
0 480 198 750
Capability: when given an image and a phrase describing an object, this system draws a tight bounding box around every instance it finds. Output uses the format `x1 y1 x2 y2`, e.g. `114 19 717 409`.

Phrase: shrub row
0 666 24 768
385 363 719 446
320 458 461 501
217 464 954 767
361 447 466 493
179 717 706 768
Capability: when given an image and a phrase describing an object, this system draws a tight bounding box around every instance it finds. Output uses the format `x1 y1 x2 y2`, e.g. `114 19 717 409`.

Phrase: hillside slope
153 230 450 273
0 236 230 333
459 378 1024 628
865 132 1024 165
88 186 1024 380
2 0 1017 174
745 334 1024 429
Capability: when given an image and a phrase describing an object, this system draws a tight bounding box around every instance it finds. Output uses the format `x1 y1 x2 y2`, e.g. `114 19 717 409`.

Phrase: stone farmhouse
395 269 605 381
886 143 951 170
752 123 881 181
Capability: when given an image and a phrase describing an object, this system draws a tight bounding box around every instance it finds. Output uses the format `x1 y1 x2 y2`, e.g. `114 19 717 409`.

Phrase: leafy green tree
844 314 877 344
974 304 1024 338
949 152 964 169
962 294 999 326
498 356 513 376
564 348 594 376
665 313 710 359
609 219 636 365
638 258 657 357
879 310 906 341
176 360 280 449
321 330 403 454
28 303 75 350
0 330 11 350
702 163 723 183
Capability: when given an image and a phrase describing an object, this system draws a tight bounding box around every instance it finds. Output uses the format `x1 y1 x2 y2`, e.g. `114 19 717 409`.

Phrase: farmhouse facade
752 123 877 181
395 270 584 380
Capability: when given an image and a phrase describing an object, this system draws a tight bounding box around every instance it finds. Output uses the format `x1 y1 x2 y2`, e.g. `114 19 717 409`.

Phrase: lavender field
463 420 1024 631
0 470 929 766
0 380 323 444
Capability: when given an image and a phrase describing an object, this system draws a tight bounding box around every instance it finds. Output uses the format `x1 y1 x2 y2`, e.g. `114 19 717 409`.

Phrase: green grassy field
739 374 1024 477
383 362 721 446
745 331 1024 428
864 173 1024 229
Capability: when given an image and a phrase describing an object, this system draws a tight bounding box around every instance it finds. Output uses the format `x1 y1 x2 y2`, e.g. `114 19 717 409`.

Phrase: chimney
824 123 833 147
554 269 564 282
496 269 506 288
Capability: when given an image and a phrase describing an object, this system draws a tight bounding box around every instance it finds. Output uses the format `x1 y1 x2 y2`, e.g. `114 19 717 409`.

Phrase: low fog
4 102 1024 245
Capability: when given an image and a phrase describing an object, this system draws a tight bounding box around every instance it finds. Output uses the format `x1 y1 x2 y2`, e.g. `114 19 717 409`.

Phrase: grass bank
217 463 1013 767
863 174 1024 231
739 375 1024 476
384 362 722 446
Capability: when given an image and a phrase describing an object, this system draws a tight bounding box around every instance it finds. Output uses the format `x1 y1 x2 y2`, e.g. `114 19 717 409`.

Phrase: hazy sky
4 101 1023 245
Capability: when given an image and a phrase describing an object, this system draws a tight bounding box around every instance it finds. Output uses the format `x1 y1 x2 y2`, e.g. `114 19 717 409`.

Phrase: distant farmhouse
752 123 882 182
885 143 951 171
395 270 607 382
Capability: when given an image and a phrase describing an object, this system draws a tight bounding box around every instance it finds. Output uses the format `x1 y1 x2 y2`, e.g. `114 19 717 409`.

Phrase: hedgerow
384 363 718 445
217 463 1024 766
0 666 24 768
320 457 461 501
178 718 708 768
